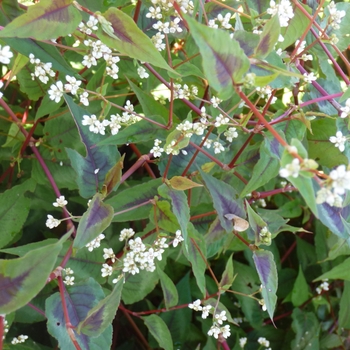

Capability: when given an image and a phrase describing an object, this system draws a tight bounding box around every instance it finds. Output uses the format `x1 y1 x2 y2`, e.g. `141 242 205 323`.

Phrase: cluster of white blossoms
239 337 247 348
150 139 164 157
63 267 75 286
81 100 140 136
267 0 294 27
173 83 198 100
303 72 317 84
256 86 277 104
258 337 271 349
79 15 99 35
208 13 233 29
188 300 231 339
340 98 350 119
329 131 347 152
45 195 69 229
327 1 345 30
86 233 106 251
259 226 272 245
295 40 313 61
29 53 55 84
11 335 29 345
0 44 13 65
316 279 329 294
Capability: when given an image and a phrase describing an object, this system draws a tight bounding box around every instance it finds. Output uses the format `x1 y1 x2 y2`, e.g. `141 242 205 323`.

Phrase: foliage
1 0 350 349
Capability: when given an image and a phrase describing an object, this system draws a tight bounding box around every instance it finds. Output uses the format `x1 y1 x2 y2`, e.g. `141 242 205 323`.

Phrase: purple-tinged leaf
46 278 112 349
106 178 162 222
255 14 280 58
233 31 260 57
199 169 245 233
219 253 234 291
158 183 190 252
157 264 179 309
205 217 226 244
253 249 278 322
77 278 123 336
73 193 113 250
96 8 174 73
143 315 173 350
0 231 70 314
0 0 81 40
64 94 120 198
152 200 179 233
102 154 124 198
184 14 250 100
182 224 206 295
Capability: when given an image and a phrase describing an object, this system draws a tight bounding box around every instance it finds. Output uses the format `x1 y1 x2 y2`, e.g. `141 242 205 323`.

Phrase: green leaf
158 183 190 252
241 147 280 197
314 257 350 282
255 14 280 58
96 8 174 73
200 169 245 233
107 178 162 222
64 94 120 198
219 253 234 290
102 154 124 197
77 277 124 336
291 308 320 349
122 269 159 305
291 266 309 307
46 278 112 350
0 179 36 249
253 249 278 322
0 0 81 40
157 264 179 309
0 231 70 314
153 200 179 233
184 14 250 100
182 224 206 296
143 314 173 350
339 281 350 329
73 193 114 250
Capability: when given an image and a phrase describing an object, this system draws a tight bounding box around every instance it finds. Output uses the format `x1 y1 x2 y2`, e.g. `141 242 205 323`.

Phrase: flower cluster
79 15 99 35
327 1 345 30
122 236 169 275
11 335 29 345
256 86 277 104
173 83 198 100
188 300 231 339
258 337 271 349
329 131 347 152
316 279 329 294
29 53 55 84
259 226 272 245
45 196 69 229
267 0 294 27
150 139 164 158
0 45 13 65
63 267 75 286
172 230 184 247
208 13 233 29
340 98 350 119
86 233 105 251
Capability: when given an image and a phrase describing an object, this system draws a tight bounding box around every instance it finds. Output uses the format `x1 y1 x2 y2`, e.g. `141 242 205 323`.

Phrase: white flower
64 75 81 95
330 131 347 152
137 66 149 79
213 141 225 154
258 337 270 347
214 114 229 127
173 230 184 247
53 195 68 207
279 158 300 178
79 91 89 106
129 237 146 253
303 72 317 83
188 299 202 311
220 324 231 339
267 0 294 27
207 325 221 339
123 251 140 275
211 96 222 108
330 165 350 195
214 311 227 325
224 127 238 142
11 335 28 344
64 276 75 285
103 248 116 262
340 98 350 118
82 114 98 133
150 139 164 157
0 45 13 64
101 263 113 277
146 6 162 19
120 228 135 241
109 114 122 135
239 337 247 348
48 81 64 103
316 279 329 294
46 215 60 229
328 1 345 29
201 305 212 319
85 233 105 251
316 187 343 207
151 32 166 51
86 15 99 31
217 13 232 29
64 267 74 275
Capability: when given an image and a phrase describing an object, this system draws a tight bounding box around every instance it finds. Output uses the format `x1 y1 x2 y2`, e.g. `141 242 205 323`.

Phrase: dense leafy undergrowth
1 0 350 349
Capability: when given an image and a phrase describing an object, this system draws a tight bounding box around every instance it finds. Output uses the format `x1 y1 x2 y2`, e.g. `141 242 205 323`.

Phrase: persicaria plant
1 0 350 349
